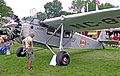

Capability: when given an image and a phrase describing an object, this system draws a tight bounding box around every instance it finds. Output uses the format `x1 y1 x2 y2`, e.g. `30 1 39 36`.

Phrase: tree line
0 0 117 21
0 0 13 17
27 0 116 21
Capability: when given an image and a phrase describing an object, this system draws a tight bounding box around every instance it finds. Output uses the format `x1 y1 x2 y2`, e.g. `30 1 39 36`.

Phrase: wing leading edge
43 8 120 31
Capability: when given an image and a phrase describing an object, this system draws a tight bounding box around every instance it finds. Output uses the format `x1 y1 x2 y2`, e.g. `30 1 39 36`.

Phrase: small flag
96 0 100 6
96 0 100 10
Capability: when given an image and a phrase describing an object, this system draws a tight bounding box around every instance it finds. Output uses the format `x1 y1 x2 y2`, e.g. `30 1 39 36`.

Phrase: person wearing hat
22 32 35 70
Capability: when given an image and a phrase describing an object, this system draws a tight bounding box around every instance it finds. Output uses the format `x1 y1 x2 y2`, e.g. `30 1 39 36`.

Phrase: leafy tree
36 12 47 21
69 0 90 13
69 0 114 13
88 0 114 11
60 11 72 16
99 3 114 10
44 0 63 18
0 0 13 17
87 0 96 11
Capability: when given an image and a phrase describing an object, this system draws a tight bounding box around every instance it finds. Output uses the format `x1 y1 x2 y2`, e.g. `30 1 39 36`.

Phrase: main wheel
16 47 26 57
56 51 70 66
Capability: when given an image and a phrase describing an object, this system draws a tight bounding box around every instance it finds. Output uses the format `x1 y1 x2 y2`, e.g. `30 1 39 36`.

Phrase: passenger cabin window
63 30 72 38
47 27 56 35
47 27 72 38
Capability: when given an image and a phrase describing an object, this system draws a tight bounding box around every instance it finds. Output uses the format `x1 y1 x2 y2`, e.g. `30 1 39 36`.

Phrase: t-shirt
113 36 118 40
23 36 33 48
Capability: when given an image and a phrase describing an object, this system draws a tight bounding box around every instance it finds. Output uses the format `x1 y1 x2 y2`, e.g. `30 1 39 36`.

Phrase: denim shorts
27 48 34 61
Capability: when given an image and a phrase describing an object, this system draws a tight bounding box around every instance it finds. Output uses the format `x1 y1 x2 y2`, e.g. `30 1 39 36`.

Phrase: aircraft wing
43 8 120 31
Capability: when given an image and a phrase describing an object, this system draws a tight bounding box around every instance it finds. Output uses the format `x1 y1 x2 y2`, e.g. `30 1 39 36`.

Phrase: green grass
0 42 120 76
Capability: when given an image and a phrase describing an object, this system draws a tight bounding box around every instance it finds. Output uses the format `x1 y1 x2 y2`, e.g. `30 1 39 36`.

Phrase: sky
4 0 120 18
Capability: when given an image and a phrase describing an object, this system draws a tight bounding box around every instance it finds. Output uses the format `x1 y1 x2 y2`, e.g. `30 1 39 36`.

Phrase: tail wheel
56 51 70 66
16 47 26 57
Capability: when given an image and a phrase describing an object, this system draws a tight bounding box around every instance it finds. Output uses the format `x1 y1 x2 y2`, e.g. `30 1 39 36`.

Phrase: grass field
0 42 120 76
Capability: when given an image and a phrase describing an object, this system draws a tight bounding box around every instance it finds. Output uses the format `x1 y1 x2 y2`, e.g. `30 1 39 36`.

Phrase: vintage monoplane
2 8 120 66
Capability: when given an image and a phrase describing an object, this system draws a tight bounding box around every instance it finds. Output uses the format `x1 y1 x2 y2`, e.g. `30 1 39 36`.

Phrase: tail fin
97 30 119 45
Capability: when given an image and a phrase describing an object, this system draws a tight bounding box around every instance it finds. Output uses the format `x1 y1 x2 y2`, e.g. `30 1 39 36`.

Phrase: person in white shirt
22 32 35 70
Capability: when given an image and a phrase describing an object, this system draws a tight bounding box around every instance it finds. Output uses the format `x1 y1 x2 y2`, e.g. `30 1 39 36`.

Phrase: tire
16 47 26 57
56 51 70 66
21 51 26 57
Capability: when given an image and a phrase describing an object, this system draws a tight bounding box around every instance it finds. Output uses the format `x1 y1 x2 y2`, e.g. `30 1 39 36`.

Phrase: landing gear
46 23 70 66
56 51 70 66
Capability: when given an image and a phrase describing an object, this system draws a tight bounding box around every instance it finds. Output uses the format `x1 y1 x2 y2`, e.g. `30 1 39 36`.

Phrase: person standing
113 33 118 40
6 36 12 55
22 32 35 70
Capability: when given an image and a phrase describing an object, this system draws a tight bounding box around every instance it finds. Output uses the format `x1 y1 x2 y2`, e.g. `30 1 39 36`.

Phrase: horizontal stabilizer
99 40 119 44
